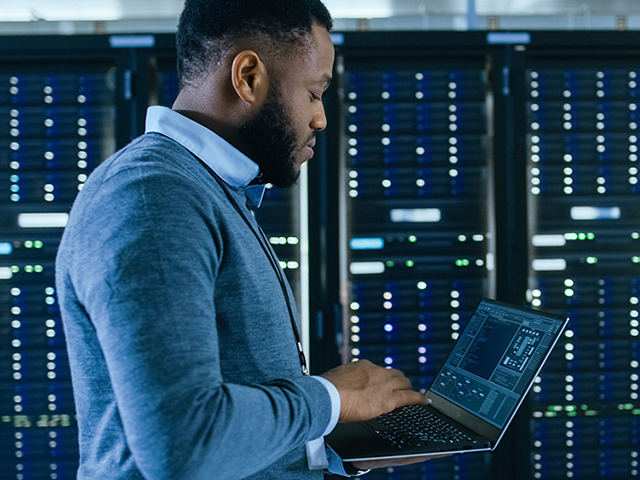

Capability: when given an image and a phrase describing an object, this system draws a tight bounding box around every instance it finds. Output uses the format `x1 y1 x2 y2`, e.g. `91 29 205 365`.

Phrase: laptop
326 298 569 462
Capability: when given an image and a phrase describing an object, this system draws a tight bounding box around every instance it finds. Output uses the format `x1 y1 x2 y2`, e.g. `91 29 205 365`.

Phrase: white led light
349 262 385 275
18 213 68 228
532 235 566 247
390 208 441 223
571 206 620 220
532 259 567 271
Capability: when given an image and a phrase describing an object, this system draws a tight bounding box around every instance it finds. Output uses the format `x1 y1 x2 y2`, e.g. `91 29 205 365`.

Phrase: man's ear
231 50 269 107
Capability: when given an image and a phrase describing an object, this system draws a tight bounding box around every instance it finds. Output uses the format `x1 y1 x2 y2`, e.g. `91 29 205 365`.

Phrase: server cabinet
330 33 497 480
518 33 640 480
0 36 127 480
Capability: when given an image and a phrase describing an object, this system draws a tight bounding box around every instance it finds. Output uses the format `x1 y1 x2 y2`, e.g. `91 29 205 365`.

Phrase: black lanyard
191 153 309 376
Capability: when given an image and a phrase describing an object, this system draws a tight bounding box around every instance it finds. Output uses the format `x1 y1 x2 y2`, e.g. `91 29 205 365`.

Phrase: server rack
517 33 640 480
0 36 128 480
329 32 497 480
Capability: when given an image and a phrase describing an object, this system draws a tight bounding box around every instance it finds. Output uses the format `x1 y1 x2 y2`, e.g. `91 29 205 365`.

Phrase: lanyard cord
191 154 309 376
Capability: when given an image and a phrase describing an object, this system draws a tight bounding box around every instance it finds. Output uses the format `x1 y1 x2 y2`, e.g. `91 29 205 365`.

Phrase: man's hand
320 359 427 423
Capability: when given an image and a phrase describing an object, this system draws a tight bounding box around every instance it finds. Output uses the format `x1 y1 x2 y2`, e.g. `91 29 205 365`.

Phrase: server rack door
335 41 495 479
522 47 640 479
0 39 123 480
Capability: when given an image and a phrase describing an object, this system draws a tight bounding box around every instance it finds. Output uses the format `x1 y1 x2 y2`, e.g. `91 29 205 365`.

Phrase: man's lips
303 138 317 160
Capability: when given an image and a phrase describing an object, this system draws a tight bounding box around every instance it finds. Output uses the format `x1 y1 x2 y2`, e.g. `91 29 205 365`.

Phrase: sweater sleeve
66 162 332 480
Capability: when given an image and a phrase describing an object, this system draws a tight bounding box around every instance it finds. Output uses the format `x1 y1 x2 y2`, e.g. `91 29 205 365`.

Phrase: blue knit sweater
55 133 332 479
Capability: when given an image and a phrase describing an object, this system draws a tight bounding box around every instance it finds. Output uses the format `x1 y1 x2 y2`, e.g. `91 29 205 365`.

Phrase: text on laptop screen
430 300 563 428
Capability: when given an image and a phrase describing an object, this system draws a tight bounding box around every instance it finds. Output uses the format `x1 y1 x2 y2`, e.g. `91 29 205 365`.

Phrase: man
56 1 428 478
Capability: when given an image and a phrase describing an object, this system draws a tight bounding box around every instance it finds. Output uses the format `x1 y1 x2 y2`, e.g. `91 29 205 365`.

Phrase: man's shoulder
101 132 193 177
69 132 219 223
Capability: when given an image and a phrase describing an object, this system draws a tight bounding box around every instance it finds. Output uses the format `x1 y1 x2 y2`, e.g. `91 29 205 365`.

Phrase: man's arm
66 163 332 480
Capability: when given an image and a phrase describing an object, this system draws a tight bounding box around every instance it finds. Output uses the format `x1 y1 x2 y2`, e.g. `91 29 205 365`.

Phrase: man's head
175 0 334 188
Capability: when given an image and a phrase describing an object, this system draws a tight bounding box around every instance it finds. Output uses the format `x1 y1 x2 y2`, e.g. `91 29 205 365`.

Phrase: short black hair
176 0 333 88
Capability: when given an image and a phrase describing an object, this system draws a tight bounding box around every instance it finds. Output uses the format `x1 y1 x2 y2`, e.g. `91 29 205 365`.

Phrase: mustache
304 133 317 146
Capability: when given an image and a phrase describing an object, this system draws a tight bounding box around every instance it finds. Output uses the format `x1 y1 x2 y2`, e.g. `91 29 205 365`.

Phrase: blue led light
384 357 394 365
384 324 394 332
331 33 345 45
109 35 156 48
0 243 12 255
487 32 531 45
350 237 385 250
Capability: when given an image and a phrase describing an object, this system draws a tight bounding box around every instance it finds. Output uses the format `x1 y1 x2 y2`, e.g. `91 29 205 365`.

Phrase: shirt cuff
310 375 341 436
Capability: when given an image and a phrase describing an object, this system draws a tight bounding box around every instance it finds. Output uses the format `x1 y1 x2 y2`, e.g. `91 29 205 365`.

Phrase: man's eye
310 92 322 101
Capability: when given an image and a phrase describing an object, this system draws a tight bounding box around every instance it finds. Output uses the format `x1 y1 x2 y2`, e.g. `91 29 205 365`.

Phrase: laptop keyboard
371 405 477 449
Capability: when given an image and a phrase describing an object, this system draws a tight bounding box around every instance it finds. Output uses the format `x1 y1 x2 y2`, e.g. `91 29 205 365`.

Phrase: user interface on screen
430 300 564 428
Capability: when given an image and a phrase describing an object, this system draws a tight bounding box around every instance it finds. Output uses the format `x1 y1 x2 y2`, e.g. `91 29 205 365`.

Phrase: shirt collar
144 105 266 208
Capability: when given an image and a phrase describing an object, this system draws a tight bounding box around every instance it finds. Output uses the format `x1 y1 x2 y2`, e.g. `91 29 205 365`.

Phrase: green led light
633 256 640 264
406 260 415 268
408 235 417 243
565 405 576 412
34 265 43 273
564 279 574 287
586 257 598 264
455 259 470 267
565 233 578 241
25 265 33 273
587 233 595 240
633 409 640 415
585 410 597 416
564 289 575 297
11 265 19 273
545 412 557 417
386 261 394 267
578 233 587 240
567 411 577 417
24 241 33 248
35 241 43 249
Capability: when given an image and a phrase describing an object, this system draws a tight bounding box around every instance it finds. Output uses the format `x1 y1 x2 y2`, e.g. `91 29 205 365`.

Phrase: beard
238 81 303 189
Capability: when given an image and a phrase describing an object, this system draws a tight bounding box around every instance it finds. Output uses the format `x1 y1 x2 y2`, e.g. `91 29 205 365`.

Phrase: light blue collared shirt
144 106 344 472
145 105 266 208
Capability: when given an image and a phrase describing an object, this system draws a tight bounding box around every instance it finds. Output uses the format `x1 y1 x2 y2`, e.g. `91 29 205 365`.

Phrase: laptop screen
429 299 565 428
